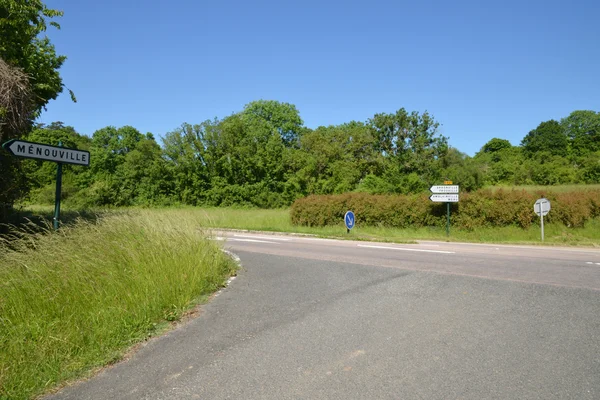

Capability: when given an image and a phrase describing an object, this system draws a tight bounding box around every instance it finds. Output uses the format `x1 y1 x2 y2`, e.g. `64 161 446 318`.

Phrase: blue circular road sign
344 211 355 230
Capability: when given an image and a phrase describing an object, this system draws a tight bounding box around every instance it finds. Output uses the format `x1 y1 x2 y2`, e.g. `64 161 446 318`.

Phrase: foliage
368 108 448 185
9 101 600 211
0 0 72 223
521 120 568 157
0 0 69 116
291 189 600 230
561 110 600 156
480 138 512 154
241 99 304 147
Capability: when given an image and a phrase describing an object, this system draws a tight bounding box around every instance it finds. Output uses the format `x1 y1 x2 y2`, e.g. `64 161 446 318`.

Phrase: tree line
11 102 600 210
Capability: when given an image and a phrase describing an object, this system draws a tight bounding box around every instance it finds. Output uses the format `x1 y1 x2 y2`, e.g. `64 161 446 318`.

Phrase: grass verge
0 210 237 400
129 207 599 246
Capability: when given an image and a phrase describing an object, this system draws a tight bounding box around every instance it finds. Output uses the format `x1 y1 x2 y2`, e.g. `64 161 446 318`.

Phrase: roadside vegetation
0 210 237 400
187 206 600 246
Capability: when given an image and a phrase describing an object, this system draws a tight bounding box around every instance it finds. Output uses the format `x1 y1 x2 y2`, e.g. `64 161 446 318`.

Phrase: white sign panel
430 185 459 193
3 139 90 166
534 198 551 217
430 194 459 202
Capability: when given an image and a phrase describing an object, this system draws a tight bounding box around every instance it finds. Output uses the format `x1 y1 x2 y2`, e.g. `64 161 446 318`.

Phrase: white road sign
430 194 459 202
430 185 459 193
534 198 551 217
3 139 90 166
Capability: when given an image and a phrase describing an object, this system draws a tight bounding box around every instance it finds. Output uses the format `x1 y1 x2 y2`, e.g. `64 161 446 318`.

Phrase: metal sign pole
446 202 450 236
540 212 544 242
53 142 63 231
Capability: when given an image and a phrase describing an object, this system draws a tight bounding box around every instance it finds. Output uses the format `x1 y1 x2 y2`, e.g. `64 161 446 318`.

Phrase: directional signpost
534 198 551 242
3 139 90 166
429 194 459 202
2 139 90 230
430 185 459 194
430 183 460 236
344 210 355 233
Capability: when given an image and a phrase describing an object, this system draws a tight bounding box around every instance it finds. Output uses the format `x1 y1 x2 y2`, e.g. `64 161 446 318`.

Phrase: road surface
47 232 600 399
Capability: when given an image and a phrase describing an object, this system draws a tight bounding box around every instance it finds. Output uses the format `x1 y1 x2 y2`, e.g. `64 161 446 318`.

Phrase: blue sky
40 0 599 155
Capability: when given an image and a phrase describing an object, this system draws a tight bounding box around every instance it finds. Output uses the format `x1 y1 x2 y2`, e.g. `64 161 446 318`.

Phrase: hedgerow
290 189 600 229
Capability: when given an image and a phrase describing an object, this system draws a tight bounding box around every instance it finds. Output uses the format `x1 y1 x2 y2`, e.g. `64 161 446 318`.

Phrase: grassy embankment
18 200 600 246
0 210 237 400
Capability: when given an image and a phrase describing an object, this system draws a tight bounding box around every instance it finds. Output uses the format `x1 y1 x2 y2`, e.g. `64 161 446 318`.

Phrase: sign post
430 183 459 236
344 210 355 234
534 198 551 242
53 142 64 230
2 139 90 230
446 202 450 236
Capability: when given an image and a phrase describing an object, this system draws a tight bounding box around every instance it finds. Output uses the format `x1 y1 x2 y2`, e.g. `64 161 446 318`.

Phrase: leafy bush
291 189 600 229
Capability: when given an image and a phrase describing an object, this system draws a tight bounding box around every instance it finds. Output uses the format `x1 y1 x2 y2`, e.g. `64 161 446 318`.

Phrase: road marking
357 244 455 254
230 238 280 244
233 234 291 241
417 241 600 254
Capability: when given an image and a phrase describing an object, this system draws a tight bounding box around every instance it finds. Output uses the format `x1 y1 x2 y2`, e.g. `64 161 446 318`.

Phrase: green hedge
290 189 600 229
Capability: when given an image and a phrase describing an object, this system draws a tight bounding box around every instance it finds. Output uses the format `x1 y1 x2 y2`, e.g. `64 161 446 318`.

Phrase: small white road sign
430 185 459 194
430 194 459 202
3 139 90 166
534 198 551 217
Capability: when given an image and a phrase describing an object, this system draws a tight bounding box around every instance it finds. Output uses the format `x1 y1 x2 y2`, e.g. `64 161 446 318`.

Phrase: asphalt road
47 232 600 399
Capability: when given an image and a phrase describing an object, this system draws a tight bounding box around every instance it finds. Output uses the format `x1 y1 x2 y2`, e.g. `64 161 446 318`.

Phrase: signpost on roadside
2 139 90 230
534 198 551 242
430 182 459 236
344 210 355 234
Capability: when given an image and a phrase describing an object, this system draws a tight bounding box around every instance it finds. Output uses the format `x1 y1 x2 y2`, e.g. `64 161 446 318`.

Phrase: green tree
368 108 448 191
0 0 71 219
0 0 71 120
162 121 215 205
241 100 304 147
117 135 174 205
520 120 568 157
480 138 512 155
577 151 600 183
561 110 600 156
474 143 525 186
81 126 168 206
163 109 297 207
527 152 576 185
296 122 381 194
440 148 484 192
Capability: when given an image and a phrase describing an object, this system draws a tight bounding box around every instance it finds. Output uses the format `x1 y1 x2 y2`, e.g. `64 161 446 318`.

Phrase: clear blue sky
40 0 599 155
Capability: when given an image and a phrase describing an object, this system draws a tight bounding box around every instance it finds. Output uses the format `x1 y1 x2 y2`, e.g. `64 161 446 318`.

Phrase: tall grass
0 211 236 400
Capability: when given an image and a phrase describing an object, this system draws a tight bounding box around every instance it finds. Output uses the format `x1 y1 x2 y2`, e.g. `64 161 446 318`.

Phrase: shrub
290 189 600 229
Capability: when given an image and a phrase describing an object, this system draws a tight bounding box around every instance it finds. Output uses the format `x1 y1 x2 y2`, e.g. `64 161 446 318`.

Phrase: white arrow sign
3 139 90 166
430 185 459 193
430 194 459 202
